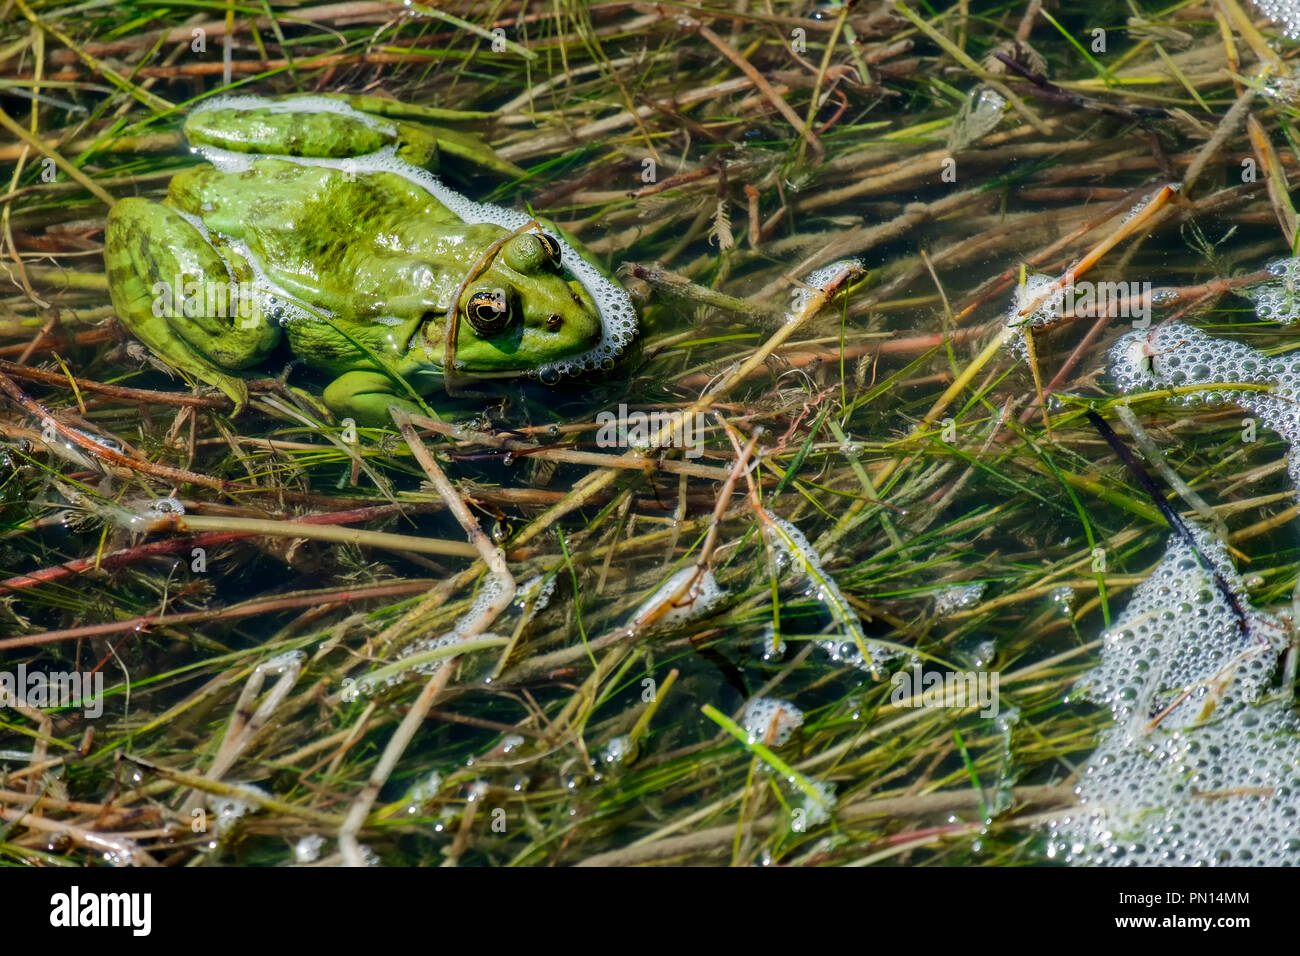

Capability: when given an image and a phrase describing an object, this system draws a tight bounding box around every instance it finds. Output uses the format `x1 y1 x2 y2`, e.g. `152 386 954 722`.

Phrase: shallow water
3 1 1300 868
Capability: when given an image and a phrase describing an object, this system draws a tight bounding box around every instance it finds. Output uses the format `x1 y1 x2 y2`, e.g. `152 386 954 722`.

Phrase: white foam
933 582 986 617
629 565 727 632
601 734 633 765
1109 322 1300 492
1047 525 1300 866
788 259 865 322
1251 0 1300 39
741 696 805 746
146 496 185 517
294 834 326 863
1006 272 1062 330
208 783 269 832
763 511 899 674
1250 257 1300 324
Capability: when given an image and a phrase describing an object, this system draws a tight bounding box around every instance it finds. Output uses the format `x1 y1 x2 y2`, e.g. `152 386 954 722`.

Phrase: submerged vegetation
3 0 1300 866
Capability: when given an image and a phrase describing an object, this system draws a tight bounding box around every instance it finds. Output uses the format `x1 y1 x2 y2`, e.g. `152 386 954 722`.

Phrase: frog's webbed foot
105 198 280 412
184 95 525 179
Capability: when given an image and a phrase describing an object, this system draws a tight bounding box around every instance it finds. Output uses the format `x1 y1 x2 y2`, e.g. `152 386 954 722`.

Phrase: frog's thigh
185 99 522 176
322 371 424 426
106 199 280 409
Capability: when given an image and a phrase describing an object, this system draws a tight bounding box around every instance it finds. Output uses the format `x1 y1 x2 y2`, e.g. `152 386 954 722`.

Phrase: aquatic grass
1 0 1300 867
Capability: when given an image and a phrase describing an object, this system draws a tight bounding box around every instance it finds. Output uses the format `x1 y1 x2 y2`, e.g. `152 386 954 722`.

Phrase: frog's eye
537 232 562 269
465 289 512 335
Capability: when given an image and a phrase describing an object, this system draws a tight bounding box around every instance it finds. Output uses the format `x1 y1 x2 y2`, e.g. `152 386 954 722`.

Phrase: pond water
2 0 1300 868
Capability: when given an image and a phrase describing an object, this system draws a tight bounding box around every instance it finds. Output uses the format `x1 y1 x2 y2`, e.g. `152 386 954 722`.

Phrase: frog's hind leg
105 198 280 412
184 96 525 179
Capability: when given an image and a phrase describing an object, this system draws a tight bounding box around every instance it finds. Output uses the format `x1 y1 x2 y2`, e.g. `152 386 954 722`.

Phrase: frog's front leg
105 198 280 411
322 370 433 427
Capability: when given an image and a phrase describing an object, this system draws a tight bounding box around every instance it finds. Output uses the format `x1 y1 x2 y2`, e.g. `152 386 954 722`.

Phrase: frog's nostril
571 292 583 306
546 313 563 332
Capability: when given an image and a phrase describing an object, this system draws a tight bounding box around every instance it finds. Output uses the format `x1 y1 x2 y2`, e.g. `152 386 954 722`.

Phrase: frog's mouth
193 139 638 379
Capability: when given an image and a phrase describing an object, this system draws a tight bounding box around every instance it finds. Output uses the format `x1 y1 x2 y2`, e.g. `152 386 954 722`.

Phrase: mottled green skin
104 97 604 424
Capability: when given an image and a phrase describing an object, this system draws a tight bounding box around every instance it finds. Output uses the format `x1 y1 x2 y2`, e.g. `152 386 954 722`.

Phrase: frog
103 94 637 425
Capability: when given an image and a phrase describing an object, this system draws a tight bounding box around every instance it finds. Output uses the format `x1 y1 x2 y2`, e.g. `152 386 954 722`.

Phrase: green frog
103 94 636 424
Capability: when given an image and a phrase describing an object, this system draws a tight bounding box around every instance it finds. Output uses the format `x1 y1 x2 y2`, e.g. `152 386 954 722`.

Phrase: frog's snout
556 280 605 350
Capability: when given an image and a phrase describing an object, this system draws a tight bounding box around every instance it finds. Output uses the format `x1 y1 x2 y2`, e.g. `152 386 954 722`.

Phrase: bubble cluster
187 95 637 377
1251 0 1300 39
742 696 805 746
1264 65 1300 103
795 780 837 830
406 770 443 809
146 497 185 517
1250 258 1300 324
1120 185 1179 224
1049 585 1076 616
1085 526 1283 730
262 649 306 675
1109 322 1300 491
933 582 986 617
193 94 400 134
752 622 786 662
601 734 634 765
787 259 865 322
628 565 727 632
208 784 269 832
1047 525 1300 866
764 511 900 674
357 630 467 695
294 834 326 863
515 574 556 613
947 86 1006 152
1006 273 1063 330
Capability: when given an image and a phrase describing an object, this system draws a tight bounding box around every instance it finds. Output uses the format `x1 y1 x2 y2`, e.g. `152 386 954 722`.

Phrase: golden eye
537 232 562 268
465 289 511 335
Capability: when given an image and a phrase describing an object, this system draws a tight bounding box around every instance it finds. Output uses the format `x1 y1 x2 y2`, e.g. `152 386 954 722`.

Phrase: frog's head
447 231 604 373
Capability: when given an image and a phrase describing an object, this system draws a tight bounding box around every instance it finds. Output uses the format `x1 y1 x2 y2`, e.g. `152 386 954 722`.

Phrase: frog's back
164 160 497 316
167 160 461 244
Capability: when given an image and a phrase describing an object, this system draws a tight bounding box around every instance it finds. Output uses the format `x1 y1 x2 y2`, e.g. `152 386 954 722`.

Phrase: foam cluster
601 734 634 765
628 565 727 632
763 510 900 674
795 780 837 830
1006 273 1063 330
1109 322 1300 491
208 784 269 832
787 259 865 322
516 574 556 613
294 834 326 863
933 582 986 617
742 696 805 746
146 497 185 517
1250 258 1300 325
1047 525 1300 866
1252 0 1300 39
948 86 1006 152
752 622 786 662
187 95 637 377
1265 66 1300 103
1121 185 1179 224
